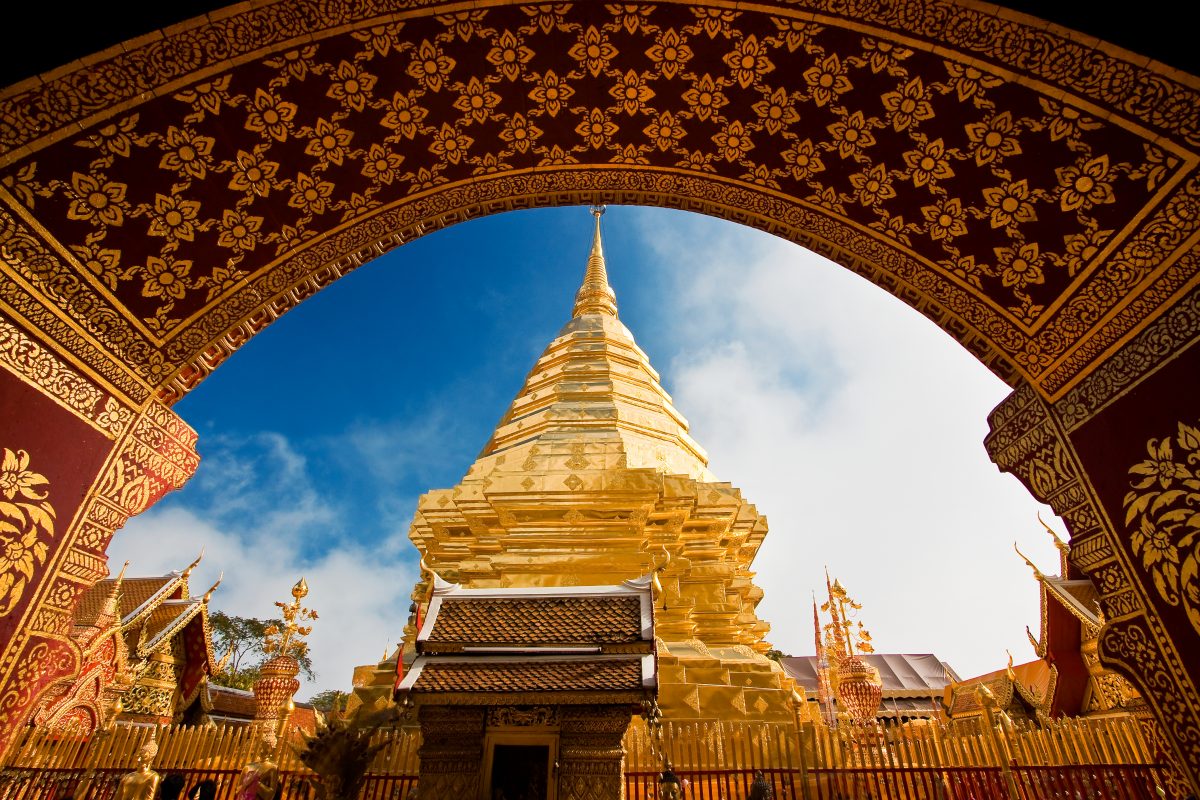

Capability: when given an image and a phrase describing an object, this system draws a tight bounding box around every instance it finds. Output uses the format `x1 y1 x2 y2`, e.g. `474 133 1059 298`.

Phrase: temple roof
423 595 644 651
72 558 219 670
138 599 208 655
782 654 960 697
75 576 175 627
407 656 649 694
472 209 713 482
1043 577 1100 627
399 576 656 705
945 659 1056 719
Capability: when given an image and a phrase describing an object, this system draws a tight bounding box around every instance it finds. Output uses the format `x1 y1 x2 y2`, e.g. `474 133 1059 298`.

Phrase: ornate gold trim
0 315 131 439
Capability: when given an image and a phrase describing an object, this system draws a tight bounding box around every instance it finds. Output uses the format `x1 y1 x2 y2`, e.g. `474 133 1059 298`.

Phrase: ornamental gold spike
264 577 318 658
572 205 618 318
1038 512 1071 574
1013 541 1045 580
820 572 874 658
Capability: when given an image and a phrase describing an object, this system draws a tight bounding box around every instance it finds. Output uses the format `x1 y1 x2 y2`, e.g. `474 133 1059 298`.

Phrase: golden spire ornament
264 577 318 659
254 578 317 740
819 572 882 724
572 205 618 318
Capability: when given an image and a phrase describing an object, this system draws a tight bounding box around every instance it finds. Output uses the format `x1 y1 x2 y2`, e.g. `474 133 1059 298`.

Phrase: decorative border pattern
3 0 1198 158
0 0 1193 408
1057 283 1200 430
0 316 132 439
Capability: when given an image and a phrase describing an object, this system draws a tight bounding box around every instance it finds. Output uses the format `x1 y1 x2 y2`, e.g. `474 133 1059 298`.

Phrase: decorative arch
0 0 1197 787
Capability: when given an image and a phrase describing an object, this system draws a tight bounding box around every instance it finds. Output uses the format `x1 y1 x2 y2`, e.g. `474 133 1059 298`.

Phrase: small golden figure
660 769 683 800
235 731 281 800
113 741 161 800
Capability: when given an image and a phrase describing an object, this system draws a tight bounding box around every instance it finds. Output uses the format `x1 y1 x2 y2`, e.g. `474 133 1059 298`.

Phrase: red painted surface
0 366 114 643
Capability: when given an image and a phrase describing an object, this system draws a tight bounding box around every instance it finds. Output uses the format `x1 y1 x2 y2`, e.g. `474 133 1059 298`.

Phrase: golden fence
0 714 1173 800
0 724 420 800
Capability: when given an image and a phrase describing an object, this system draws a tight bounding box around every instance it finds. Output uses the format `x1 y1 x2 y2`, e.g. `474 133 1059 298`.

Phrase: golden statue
235 731 280 800
113 741 160 800
659 769 684 800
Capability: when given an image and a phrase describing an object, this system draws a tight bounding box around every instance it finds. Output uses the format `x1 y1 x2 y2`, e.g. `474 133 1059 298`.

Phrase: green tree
308 689 351 713
210 610 316 690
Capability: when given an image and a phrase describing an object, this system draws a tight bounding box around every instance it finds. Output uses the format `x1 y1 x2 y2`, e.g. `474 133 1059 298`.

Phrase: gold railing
0 714 1171 800
0 724 421 800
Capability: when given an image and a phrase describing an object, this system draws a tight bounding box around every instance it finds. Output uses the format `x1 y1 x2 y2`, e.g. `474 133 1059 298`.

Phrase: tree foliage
209 610 316 689
298 707 398 800
308 689 351 713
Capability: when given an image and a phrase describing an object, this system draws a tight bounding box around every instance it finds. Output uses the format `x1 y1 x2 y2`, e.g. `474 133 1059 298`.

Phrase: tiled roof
140 600 201 653
412 658 643 693
426 596 642 647
74 576 175 627
945 659 1054 717
208 685 257 718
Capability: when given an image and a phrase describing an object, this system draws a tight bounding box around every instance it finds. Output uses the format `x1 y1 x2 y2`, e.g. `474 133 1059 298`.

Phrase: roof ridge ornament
1013 541 1045 581
572 205 618 318
1037 512 1070 575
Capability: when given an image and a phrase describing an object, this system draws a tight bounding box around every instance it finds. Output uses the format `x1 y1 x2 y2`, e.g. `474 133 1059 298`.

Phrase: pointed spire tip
572 205 618 318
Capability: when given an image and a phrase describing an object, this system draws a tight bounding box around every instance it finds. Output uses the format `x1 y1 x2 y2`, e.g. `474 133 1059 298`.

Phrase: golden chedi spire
476 207 711 480
402 207 795 724
572 205 618 318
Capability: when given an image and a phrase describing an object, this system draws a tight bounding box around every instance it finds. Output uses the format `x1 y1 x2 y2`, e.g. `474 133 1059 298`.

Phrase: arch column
987 285 1200 793
0 312 197 759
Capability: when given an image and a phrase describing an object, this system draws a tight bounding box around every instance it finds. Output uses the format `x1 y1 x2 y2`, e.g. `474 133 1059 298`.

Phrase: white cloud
629 208 1065 680
113 434 417 699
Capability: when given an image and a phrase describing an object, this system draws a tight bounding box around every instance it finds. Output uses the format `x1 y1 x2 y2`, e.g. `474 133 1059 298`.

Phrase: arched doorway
0 0 1197 788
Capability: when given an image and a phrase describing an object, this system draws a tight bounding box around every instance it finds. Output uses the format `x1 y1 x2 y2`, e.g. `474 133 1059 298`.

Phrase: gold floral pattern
0 449 54 617
1125 421 1200 637
0 0 1191 401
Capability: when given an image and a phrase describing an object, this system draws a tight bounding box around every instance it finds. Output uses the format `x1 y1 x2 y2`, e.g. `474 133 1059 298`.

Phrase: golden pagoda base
657 640 800 723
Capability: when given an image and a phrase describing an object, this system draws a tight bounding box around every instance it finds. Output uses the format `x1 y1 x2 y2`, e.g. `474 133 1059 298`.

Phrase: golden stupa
358 208 799 723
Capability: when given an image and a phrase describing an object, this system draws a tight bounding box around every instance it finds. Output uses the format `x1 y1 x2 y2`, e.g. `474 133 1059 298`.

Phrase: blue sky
113 206 1062 699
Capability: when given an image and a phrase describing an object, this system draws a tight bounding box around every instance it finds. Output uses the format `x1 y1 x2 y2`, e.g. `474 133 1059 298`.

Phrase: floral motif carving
1123 420 1200 636
0 448 54 617
0 316 132 438
487 705 558 727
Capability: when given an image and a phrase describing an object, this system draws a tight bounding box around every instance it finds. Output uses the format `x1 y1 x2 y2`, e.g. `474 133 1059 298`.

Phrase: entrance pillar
557 705 634 800
416 705 486 796
987 291 1200 795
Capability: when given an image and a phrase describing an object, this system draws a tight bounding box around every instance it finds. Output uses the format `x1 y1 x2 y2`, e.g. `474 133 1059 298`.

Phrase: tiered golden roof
399 208 797 722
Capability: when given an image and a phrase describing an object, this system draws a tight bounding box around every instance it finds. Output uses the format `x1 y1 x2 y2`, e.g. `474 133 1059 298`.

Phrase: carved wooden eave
1042 577 1102 629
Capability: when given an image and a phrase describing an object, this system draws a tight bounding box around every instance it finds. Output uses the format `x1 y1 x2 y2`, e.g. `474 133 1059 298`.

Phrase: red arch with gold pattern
0 0 1197 786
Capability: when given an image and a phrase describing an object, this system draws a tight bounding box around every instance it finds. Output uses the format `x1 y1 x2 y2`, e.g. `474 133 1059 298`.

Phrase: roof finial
203 572 223 603
1038 512 1070 575
572 205 618 318
98 561 130 624
1013 541 1044 581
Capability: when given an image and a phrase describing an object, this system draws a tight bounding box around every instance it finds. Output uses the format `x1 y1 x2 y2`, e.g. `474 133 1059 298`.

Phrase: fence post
977 691 1020 800
794 721 814 800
